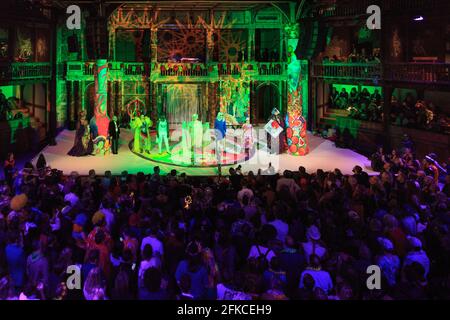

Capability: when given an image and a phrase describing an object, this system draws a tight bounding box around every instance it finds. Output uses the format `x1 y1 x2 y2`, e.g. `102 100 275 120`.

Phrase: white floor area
32 129 376 176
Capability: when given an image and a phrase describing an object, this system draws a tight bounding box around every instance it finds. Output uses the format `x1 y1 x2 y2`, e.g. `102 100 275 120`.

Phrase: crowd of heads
0 90 22 122
330 86 383 122
390 94 449 133
321 47 381 64
0 153 449 300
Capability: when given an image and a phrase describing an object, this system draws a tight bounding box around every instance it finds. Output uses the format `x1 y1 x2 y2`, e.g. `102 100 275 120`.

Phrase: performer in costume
214 112 227 165
242 117 254 160
157 114 170 154
130 113 143 153
139 115 153 154
108 115 120 154
267 107 285 154
68 118 94 157
188 113 203 164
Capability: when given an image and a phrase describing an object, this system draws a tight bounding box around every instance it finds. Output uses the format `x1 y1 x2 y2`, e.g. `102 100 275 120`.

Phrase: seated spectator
299 254 333 295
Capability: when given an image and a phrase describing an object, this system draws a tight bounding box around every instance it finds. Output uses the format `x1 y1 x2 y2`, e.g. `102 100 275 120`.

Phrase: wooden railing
383 0 443 11
384 63 450 85
312 62 382 81
312 62 450 85
0 62 51 81
314 0 374 18
83 62 96 76
159 63 209 77
312 0 445 18
218 63 242 76
121 62 149 77
258 62 285 76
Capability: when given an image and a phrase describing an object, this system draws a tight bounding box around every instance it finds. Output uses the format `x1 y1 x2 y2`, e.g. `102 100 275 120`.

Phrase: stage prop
285 24 309 156
94 59 110 137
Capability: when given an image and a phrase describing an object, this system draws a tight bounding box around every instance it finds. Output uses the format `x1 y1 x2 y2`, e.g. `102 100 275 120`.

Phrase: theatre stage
32 129 376 176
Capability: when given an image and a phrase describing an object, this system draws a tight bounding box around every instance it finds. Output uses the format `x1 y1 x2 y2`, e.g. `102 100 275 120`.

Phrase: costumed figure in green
188 113 203 165
157 114 170 154
139 115 153 154
130 114 143 153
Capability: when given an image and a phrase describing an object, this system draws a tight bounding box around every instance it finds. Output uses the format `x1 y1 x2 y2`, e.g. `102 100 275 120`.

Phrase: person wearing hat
403 236 430 278
302 225 327 264
376 237 400 287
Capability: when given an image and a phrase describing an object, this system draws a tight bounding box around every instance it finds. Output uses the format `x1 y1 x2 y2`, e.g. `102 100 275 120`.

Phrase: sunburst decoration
198 12 245 62
218 30 247 62
109 7 169 30
157 14 206 61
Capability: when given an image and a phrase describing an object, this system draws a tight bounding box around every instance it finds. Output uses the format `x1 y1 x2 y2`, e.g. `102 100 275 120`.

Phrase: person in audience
0 149 449 300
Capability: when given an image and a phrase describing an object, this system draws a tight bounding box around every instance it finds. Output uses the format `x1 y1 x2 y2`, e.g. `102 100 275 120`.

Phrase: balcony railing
121 62 149 77
218 63 242 76
312 62 382 81
0 62 51 81
258 63 285 76
384 63 450 85
312 0 445 18
383 0 442 11
314 0 373 18
84 62 95 76
159 63 209 77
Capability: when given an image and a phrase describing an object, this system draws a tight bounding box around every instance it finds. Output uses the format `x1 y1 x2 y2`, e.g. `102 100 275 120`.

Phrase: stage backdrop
165 84 200 124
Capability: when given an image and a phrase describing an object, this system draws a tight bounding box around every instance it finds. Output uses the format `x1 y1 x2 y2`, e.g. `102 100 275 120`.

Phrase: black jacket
108 120 120 139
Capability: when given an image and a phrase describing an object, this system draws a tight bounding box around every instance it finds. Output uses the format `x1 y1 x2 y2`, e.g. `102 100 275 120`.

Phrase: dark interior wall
385 18 448 62
320 26 353 60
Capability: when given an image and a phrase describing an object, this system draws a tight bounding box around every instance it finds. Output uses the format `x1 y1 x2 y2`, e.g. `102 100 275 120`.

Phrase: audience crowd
390 94 449 133
330 86 383 122
0 151 449 300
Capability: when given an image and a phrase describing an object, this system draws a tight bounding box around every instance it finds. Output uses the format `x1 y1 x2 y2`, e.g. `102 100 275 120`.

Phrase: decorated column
285 23 309 156
151 28 158 63
94 59 109 137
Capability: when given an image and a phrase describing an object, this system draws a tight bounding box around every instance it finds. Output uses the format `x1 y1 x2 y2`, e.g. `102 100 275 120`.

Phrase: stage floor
32 129 376 176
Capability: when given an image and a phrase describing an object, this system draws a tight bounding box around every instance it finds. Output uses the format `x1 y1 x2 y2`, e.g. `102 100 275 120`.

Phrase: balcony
218 63 242 77
0 62 51 83
384 63 450 86
64 61 291 82
383 0 443 12
314 0 373 18
122 62 150 77
257 62 285 76
312 62 382 82
158 63 210 77
66 61 95 80
312 0 445 19
312 61 450 87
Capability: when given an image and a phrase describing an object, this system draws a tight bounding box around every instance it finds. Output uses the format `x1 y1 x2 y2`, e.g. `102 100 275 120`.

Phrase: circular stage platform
129 138 255 168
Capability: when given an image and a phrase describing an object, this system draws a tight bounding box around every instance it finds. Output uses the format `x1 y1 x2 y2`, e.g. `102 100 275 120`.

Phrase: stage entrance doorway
160 84 206 125
256 83 280 123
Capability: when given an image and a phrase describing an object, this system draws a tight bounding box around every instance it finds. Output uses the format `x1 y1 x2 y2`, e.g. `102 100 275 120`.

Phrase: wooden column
383 85 393 150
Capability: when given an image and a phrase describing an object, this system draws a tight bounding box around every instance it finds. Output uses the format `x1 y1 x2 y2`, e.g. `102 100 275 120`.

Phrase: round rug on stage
129 137 255 168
